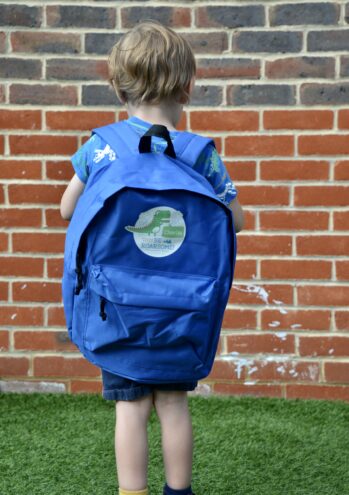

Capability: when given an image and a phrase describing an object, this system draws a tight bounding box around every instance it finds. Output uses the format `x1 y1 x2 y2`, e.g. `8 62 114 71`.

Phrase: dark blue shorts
101 368 198 401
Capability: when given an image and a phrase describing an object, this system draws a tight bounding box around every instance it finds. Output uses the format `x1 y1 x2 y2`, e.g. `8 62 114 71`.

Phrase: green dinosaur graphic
125 210 184 239
125 210 170 235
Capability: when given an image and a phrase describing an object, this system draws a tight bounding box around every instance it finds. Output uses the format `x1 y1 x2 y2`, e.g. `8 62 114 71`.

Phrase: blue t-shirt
71 116 238 206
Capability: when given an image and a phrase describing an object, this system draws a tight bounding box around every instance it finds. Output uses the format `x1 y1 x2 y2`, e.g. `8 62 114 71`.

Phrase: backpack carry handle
139 124 176 159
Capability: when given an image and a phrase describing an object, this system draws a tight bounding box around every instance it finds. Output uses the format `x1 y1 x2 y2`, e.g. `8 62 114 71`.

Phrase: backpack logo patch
125 206 186 258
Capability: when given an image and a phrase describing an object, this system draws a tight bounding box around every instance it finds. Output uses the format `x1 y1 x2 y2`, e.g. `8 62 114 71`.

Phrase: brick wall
0 1 348 402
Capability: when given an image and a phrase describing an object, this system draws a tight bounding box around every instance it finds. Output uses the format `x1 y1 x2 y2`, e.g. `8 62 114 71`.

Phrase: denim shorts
101 368 198 401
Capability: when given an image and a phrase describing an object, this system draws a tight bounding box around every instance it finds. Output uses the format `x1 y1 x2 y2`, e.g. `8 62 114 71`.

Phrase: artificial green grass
0 392 348 495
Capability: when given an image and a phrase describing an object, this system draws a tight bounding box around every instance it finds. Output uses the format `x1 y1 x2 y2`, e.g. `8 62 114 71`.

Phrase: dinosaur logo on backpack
125 206 186 258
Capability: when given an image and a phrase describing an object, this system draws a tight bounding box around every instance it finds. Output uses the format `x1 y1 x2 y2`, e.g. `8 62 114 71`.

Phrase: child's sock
119 488 148 495
163 482 194 495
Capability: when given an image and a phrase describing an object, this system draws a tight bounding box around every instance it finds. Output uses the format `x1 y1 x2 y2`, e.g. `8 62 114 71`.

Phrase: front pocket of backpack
83 263 218 359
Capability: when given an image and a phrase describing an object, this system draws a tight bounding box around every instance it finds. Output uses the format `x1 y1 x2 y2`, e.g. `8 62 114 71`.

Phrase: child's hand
60 174 86 221
228 197 245 233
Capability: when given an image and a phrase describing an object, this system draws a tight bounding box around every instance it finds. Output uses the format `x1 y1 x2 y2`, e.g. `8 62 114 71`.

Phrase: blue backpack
62 121 237 383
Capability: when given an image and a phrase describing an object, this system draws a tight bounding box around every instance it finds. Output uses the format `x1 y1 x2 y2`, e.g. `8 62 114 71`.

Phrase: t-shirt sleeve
70 134 99 184
194 144 238 206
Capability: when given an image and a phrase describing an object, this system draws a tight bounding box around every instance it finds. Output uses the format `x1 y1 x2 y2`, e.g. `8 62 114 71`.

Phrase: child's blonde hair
108 20 196 106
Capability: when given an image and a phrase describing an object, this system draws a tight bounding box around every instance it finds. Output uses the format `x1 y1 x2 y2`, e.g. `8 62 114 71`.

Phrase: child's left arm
60 174 86 221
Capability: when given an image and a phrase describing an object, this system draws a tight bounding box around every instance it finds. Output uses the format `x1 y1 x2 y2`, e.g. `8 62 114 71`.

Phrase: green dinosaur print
125 210 171 235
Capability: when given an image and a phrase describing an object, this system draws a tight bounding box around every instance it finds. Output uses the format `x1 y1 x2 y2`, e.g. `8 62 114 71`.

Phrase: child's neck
126 101 182 131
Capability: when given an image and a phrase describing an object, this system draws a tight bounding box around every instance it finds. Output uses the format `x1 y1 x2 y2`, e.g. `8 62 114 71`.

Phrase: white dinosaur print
93 144 116 163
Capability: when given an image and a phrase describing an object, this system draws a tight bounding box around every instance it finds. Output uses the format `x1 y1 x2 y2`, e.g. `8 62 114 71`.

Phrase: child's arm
227 197 245 233
60 174 86 221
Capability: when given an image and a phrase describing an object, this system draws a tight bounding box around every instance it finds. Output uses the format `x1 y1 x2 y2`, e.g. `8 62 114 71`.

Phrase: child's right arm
194 144 245 233
227 197 245 233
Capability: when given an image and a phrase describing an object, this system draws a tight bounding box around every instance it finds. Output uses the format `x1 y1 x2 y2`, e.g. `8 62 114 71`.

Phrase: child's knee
116 393 154 422
153 390 188 417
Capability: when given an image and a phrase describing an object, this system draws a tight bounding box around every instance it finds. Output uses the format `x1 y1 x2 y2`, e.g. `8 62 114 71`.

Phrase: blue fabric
62 120 237 383
71 116 238 206
101 368 197 401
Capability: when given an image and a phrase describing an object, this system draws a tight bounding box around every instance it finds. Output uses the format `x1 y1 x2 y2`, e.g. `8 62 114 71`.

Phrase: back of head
108 20 196 106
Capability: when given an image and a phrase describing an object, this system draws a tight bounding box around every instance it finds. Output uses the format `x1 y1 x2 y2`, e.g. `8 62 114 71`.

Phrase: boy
60 20 244 495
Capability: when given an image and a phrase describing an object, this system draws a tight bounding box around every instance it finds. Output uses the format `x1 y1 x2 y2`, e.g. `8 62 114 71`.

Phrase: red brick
298 286 349 307
260 211 329 231
233 259 257 280
338 109 349 129
222 309 257 329
208 359 242 381
71 380 102 394
261 260 331 280
45 209 69 228
266 57 335 79
238 235 292 255
0 306 43 326
226 333 295 354
226 135 294 156
0 135 4 154
0 357 29 377
47 257 63 278
33 356 100 378
47 306 66 327
46 160 72 181
190 110 259 132
13 281 61 303
0 208 41 227
11 31 81 54
295 186 349 206
196 58 260 79
10 84 78 106
12 233 65 253
0 256 43 276
225 161 256 181
334 211 349 230
10 135 77 155
230 284 294 306
336 261 349 280
0 330 9 350
0 232 8 251
299 134 349 155
297 236 349 256
0 32 5 53
264 110 333 130
0 160 41 179
286 384 349 402
261 309 331 331
0 281 8 300
237 185 289 206
213 382 283 399
335 311 349 331
46 110 115 131
299 336 349 357
246 359 320 383
14 330 76 351
334 160 349 180
0 110 41 130
260 160 329 180
325 362 349 384
8 184 66 205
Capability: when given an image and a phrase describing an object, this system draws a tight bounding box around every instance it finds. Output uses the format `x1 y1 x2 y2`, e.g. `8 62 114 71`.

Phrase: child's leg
115 393 154 492
153 390 193 490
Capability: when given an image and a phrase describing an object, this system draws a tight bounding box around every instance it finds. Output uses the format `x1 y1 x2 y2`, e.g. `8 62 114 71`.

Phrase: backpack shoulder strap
173 131 216 168
92 121 139 159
